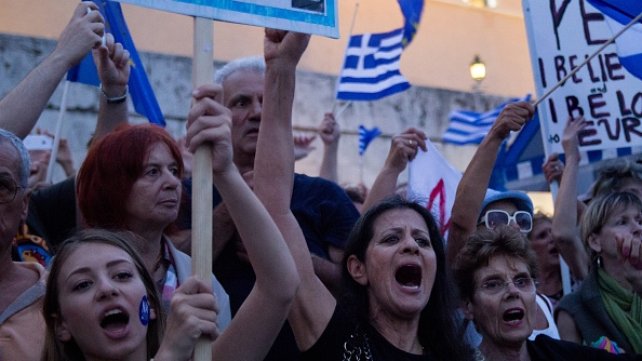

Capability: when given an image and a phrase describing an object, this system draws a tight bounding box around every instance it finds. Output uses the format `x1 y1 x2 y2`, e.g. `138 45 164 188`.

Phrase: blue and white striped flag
336 28 410 101
358 125 382 156
442 95 530 145
587 0 642 80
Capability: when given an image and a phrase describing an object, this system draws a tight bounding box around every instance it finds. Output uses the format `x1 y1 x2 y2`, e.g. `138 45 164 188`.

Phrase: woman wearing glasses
448 101 560 345
476 190 561 341
453 226 640 361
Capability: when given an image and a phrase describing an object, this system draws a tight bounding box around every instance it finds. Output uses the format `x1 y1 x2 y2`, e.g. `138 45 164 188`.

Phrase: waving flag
67 0 165 126
397 0 424 47
408 140 462 237
336 28 410 101
442 95 530 145
586 0 642 80
358 125 382 155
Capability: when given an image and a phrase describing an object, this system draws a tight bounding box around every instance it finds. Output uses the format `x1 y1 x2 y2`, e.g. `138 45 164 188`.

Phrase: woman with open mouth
41 85 300 361
252 29 471 361
75 124 232 331
453 226 640 361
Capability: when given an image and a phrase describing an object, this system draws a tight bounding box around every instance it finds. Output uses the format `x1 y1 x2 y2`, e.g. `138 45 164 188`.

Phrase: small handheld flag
442 95 531 145
358 125 382 155
337 28 410 101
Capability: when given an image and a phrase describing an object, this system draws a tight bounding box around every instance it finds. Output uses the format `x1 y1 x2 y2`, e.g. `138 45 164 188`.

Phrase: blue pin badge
139 295 150 326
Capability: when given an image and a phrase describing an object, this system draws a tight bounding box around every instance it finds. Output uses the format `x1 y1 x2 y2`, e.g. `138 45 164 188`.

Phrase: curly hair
453 226 539 303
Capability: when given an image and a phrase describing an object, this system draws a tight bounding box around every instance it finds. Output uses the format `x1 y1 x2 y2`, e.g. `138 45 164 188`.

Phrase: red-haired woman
76 123 231 327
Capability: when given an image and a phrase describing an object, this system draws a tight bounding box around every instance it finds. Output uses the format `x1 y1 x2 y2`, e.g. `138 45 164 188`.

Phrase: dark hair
42 229 164 361
581 191 642 262
340 195 471 361
343 184 367 205
591 159 642 198
527 212 551 241
77 124 184 229
453 226 539 303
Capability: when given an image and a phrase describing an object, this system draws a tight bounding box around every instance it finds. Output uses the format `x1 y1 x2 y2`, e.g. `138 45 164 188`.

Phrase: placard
523 0 642 154
116 0 338 38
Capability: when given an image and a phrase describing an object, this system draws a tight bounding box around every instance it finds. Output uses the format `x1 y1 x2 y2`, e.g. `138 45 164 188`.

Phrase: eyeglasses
478 210 533 233
478 277 537 295
0 177 24 204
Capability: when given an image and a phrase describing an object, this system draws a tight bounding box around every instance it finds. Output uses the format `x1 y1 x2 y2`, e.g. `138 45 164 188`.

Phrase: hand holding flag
442 95 531 145
55 2 105 68
94 33 131 99
67 0 165 126
384 128 427 172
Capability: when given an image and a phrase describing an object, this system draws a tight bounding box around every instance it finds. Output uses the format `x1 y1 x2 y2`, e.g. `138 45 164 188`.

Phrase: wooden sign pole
191 16 214 361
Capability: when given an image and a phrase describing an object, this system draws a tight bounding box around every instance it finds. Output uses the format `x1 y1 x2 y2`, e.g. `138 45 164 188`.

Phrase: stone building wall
1 33 507 187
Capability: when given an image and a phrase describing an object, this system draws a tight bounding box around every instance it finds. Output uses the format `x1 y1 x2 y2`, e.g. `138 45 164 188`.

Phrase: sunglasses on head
478 209 533 233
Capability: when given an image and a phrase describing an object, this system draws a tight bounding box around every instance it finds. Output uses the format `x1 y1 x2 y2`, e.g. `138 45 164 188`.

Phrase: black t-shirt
178 173 359 361
527 335 642 361
303 305 437 361
27 177 77 250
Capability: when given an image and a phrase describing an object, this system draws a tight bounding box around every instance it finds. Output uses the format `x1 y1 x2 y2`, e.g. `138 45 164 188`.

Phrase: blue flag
442 95 531 145
358 125 382 155
397 0 424 47
337 28 410 101
67 0 165 126
586 0 642 80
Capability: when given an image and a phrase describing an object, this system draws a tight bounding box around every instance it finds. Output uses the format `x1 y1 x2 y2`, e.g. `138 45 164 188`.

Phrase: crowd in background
0 3 641 361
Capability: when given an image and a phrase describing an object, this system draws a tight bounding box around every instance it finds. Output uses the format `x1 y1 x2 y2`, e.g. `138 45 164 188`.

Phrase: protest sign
116 0 338 38
523 0 642 154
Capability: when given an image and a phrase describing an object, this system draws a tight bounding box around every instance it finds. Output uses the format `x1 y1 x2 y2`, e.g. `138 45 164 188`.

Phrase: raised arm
361 127 426 211
551 117 589 280
185 81 299 361
447 102 534 265
0 2 103 138
318 112 340 182
253 29 336 350
93 33 131 141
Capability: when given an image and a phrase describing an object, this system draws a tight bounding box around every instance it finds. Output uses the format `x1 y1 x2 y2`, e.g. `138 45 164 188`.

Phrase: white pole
534 11 642 107
45 80 70 183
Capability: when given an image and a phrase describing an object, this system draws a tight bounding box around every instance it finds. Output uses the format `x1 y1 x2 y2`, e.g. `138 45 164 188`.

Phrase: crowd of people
1 3 641 361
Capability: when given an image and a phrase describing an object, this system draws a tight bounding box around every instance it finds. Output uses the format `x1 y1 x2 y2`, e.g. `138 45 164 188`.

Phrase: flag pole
332 1 360 114
45 80 70 184
534 10 642 107
335 100 352 119
191 16 214 361
359 155 364 184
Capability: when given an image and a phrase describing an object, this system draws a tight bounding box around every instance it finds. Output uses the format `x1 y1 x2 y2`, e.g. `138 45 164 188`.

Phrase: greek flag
442 96 530 145
67 0 165 126
358 125 382 156
336 28 410 101
586 0 642 81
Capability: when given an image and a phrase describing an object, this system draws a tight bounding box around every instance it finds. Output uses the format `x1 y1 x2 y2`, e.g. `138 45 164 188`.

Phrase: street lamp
469 54 486 83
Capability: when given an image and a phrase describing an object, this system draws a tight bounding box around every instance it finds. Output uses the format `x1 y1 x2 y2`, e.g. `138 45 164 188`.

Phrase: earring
596 254 602 268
